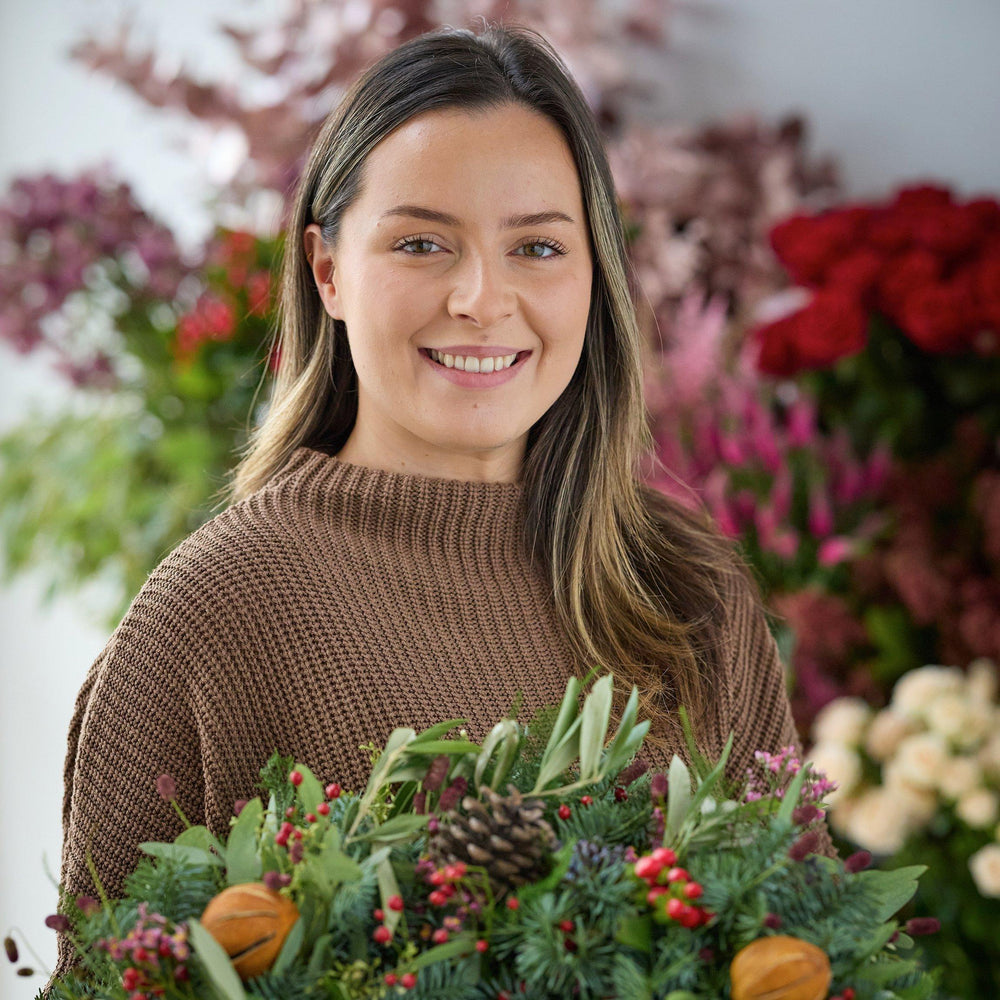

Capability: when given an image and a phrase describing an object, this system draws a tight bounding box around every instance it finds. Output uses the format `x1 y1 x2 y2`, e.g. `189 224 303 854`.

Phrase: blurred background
1 0 998 996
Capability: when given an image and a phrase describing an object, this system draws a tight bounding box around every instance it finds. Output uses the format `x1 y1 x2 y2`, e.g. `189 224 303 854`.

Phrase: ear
303 223 345 321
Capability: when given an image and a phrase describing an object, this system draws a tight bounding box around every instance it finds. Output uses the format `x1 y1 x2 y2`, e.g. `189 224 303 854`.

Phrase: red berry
293 829 303 841
444 862 467 880
666 897 685 920
666 867 689 884
274 831 289 847
680 906 700 929
580 795 593 807
506 897 520 910
373 925 392 944
559 919 574 933
475 939 489 953
384 973 398 986
558 804 571 820
842 991 856 1000
285 807 295 818
289 770 303 787
429 870 447 886
646 887 668 905
373 909 385 922
401 972 417 989
683 882 703 900
317 802 330 816
634 856 662 881
325 782 342 799
428 890 448 907
305 813 316 824
388 894 404 912
651 847 677 867
614 787 628 802
432 928 449 944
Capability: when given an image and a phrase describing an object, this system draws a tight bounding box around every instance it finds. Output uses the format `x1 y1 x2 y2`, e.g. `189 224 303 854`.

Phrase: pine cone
428 785 557 897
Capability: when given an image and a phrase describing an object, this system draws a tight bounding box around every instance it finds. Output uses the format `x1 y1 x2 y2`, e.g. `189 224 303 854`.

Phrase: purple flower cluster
95 903 190 997
0 168 188 385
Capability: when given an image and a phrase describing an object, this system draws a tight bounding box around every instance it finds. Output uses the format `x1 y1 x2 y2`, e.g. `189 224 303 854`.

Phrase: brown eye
395 237 443 255
515 240 565 259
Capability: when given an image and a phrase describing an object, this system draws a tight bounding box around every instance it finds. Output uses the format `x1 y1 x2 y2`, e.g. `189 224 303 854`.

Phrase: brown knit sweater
58 446 802 971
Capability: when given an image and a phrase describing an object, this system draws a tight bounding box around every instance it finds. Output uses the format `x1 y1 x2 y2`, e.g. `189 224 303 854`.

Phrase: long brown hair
231 25 744 742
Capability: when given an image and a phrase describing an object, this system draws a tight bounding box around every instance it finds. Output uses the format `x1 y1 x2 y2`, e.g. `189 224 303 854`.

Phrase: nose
446 253 515 328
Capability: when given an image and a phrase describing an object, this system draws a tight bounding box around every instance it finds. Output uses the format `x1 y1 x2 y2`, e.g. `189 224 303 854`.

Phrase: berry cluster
94 904 190 1000
632 848 713 929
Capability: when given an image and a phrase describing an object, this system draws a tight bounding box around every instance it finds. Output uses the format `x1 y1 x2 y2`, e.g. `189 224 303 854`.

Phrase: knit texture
57 446 805 974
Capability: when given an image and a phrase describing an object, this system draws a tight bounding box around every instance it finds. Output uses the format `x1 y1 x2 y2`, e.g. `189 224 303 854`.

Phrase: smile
427 349 520 373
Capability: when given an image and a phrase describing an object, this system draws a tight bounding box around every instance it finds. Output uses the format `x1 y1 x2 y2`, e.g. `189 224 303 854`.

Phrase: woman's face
304 102 593 482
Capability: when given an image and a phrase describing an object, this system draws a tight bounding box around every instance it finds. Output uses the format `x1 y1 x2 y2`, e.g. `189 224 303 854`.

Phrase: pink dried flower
155 774 176 801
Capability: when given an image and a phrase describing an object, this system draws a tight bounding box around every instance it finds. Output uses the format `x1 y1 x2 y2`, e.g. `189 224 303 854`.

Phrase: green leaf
474 718 521 790
399 739 480 756
354 813 429 843
689 734 733 814
539 676 582 769
294 764 326 815
376 855 404 935
270 916 304 976
775 764 809 828
856 865 927 922
175 825 226 857
410 718 466 742
615 914 652 953
187 917 247 1000
665 756 692 842
579 674 613 781
398 931 478 972
139 842 224 867
226 798 263 885
531 718 582 792
319 827 362 888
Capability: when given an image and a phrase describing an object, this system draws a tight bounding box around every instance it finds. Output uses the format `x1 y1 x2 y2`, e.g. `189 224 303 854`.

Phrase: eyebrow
381 204 576 228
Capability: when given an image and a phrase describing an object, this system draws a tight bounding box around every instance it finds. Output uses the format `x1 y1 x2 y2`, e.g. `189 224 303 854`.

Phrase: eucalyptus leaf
376 855 404 935
139 842 224 867
665 756 692 842
294 764 326 815
226 798 263 885
187 917 247 1000
355 813 429 843
579 674 613 781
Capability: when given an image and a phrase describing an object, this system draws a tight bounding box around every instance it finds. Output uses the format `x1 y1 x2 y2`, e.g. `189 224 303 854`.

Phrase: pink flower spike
818 536 855 567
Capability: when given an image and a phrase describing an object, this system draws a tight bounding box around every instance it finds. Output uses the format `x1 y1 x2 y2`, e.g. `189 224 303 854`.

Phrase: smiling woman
57 22 815 978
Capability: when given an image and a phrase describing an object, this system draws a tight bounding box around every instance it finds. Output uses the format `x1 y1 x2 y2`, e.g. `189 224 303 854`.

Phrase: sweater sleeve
55 594 206 979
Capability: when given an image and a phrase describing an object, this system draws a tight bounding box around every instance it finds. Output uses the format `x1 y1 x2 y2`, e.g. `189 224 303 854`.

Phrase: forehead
349 103 587 222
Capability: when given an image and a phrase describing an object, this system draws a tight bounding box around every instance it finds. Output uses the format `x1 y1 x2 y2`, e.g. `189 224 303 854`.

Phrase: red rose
892 183 954 214
909 202 983 259
877 249 942 320
898 280 977 353
972 255 1000 330
863 207 912 253
755 290 868 376
825 249 884 305
769 208 865 286
966 197 1000 232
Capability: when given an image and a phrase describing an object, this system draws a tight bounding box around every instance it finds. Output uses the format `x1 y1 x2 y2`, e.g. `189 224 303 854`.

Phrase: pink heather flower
789 830 822 861
905 917 941 937
845 851 873 873
807 488 835 538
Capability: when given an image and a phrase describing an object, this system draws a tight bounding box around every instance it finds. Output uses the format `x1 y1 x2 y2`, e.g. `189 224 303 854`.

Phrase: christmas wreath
40 676 940 999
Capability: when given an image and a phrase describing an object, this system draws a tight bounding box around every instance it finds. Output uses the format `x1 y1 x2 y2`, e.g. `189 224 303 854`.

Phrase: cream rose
806 741 862 806
969 843 1000 897
966 657 999 704
892 665 964 722
956 788 1000 830
887 731 950 791
865 709 917 762
927 692 974 744
977 733 1000 780
842 787 915 855
937 756 983 800
812 698 872 748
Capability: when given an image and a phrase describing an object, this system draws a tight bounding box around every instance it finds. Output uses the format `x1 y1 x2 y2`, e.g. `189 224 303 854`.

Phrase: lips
427 349 519 373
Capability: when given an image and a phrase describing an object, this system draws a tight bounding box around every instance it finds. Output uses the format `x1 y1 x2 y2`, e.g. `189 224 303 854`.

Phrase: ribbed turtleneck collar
276 446 529 555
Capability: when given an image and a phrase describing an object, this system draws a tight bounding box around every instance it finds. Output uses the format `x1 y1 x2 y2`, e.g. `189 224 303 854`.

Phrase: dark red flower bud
45 914 70 933
650 773 668 801
791 804 821 826
845 850 873 873
438 776 468 812
788 830 821 862
763 912 783 930
4 936 18 963
905 917 941 937
616 758 650 787
156 774 177 801
422 754 451 793
233 799 249 816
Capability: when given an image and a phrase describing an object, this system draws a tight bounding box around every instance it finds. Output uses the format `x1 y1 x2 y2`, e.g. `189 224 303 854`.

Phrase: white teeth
428 349 519 372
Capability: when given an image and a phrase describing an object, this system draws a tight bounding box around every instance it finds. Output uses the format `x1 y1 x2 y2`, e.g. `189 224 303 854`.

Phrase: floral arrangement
28 676 940 999
809 659 1000 996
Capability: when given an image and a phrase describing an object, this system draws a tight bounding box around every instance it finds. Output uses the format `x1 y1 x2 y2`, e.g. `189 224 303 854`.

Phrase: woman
58 23 806 967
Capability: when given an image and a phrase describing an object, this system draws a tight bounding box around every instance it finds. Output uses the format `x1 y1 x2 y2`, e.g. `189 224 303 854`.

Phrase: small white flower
966 658 999 704
927 692 974 744
977 733 1000 780
842 788 915 855
806 742 861 806
956 789 1000 830
937 757 983 800
865 709 917 762
969 843 1000 897
888 731 950 791
893 665 964 722
812 698 872 747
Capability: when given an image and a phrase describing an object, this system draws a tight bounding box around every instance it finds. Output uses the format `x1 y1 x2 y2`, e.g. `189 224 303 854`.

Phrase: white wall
1 1 998 995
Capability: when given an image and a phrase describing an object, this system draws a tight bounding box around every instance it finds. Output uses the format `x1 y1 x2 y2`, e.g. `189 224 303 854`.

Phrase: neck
335 425 524 483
